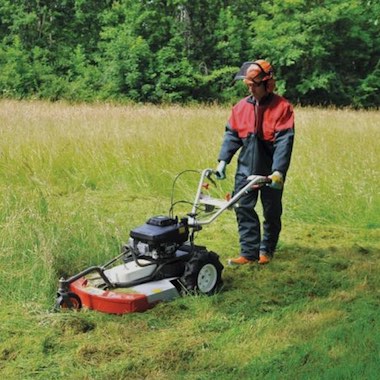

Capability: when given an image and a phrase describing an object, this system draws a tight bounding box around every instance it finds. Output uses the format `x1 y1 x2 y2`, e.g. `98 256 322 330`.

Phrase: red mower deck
70 276 180 314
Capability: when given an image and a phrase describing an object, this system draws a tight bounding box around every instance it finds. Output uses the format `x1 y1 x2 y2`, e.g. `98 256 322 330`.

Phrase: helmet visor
234 61 255 80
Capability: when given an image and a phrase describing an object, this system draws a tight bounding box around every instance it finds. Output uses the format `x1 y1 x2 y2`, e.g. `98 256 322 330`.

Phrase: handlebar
207 169 272 186
188 168 272 227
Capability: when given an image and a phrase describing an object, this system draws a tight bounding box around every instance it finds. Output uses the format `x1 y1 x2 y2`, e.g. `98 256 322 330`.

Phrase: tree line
0 0 379 107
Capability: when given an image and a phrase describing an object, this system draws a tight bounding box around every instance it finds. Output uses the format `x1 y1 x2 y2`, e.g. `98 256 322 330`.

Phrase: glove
215 160 227 180
269 171 284 190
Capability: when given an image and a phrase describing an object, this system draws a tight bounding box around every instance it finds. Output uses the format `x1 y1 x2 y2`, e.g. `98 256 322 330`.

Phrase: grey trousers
235 186 283 260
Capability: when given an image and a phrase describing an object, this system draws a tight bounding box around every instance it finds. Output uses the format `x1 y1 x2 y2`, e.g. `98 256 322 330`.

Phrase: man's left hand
269 171 284 189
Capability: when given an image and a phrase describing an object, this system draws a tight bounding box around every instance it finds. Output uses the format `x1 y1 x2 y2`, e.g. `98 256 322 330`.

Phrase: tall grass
287 107 380 228
0 100 379 379
1 101 378 224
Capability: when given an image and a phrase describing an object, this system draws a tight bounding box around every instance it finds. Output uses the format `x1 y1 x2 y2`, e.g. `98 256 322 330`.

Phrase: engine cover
130 216 189 245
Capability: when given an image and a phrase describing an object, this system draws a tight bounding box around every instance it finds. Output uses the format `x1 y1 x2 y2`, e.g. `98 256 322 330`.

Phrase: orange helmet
243 59 275 92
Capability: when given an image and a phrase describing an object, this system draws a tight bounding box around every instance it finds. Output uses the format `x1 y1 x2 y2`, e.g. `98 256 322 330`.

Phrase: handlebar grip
245 176 272 191
264 177 272 184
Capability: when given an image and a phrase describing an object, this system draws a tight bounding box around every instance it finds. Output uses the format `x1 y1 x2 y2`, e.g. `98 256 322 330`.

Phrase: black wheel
56 292 82 310
180 249 224 295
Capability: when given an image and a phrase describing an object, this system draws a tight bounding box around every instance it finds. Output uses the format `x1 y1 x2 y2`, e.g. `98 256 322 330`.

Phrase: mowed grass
0 100 379 379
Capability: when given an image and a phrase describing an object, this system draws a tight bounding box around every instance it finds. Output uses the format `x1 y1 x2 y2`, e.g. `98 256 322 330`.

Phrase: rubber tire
180 249 224 295
56 292 82 310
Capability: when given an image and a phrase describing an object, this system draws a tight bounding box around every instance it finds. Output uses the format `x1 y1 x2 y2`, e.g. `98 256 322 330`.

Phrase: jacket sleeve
217 123 243 164
272 104 295 176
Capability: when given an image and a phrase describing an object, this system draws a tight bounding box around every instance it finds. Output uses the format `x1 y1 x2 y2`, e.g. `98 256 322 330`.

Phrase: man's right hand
215 160 227 180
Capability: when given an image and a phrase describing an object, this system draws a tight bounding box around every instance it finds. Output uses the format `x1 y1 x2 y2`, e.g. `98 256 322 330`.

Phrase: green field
0 100 379 379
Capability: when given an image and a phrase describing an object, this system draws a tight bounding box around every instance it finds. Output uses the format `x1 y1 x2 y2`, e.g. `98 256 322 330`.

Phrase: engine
128 216 189 260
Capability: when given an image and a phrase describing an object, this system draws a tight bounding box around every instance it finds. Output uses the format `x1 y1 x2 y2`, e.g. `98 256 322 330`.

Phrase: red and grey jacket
218 93 294 186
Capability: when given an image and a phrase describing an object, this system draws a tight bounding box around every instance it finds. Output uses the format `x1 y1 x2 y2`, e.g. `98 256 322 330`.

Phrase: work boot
258 252 272 265
228 256 256 266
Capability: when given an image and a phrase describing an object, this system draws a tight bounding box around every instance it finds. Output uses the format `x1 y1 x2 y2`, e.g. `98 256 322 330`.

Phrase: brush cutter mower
55 169 271 314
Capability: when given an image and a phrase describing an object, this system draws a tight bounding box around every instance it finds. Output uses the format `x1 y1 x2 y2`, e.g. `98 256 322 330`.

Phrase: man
215 59 294 265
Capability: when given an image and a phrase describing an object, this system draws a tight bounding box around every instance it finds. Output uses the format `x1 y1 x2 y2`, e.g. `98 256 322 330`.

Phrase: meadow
0 100 379 379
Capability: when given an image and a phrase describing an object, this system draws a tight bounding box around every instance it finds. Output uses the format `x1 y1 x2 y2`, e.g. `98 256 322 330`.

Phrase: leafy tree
97 1 152 101
0 0 378 106
249 0 380 106
0 36 32 98
214 6 247 67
